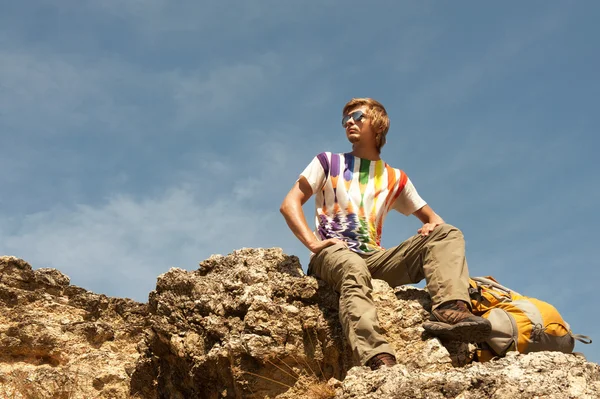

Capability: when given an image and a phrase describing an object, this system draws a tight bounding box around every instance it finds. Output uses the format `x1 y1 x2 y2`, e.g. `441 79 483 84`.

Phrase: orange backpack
469 276 591 362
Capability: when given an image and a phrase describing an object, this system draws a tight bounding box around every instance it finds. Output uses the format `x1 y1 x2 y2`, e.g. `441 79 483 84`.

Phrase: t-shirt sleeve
392 177 427 216
299 153 328 194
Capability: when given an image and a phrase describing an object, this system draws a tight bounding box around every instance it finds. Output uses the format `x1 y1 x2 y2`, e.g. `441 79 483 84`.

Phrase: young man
280 98 490 370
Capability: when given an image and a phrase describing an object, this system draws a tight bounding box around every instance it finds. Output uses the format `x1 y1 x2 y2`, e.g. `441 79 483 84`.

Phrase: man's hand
309 238 347 254
418 223 439 237
413 205 444 237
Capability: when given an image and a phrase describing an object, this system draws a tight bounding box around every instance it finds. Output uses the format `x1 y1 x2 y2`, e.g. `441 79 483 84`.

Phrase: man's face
343 106 376 146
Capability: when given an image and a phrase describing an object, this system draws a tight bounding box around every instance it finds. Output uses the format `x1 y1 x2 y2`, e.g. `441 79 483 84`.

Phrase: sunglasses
341 110 366 126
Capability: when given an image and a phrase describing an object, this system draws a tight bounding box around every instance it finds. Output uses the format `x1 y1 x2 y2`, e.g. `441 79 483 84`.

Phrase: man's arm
280 177 346 253
413 205 445 237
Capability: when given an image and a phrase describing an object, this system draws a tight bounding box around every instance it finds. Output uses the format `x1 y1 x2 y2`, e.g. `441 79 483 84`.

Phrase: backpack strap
572 334 592 344
471 276 515 295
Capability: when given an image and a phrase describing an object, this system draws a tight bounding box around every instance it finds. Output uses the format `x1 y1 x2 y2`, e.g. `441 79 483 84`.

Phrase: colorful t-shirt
300 152 426 254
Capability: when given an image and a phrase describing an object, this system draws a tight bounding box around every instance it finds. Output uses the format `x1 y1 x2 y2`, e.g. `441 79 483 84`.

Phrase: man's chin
347 134 360 144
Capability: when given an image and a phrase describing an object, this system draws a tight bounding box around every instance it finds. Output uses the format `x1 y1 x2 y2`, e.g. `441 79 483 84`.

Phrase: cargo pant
308 224 471 365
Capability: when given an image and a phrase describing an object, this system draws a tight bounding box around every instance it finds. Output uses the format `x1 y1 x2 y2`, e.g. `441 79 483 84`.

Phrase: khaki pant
308 224 471 365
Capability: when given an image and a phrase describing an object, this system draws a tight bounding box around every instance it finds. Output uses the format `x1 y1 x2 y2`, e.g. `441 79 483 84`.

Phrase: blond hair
343 98 390 152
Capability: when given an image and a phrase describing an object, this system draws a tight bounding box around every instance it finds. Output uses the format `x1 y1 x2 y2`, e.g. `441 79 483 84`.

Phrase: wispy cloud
169 53 283 129
0 128 306 302
0 184 282 301
0 47 166 138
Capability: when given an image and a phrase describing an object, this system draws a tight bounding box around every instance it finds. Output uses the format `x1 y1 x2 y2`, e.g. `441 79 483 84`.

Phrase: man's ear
376 130 386 150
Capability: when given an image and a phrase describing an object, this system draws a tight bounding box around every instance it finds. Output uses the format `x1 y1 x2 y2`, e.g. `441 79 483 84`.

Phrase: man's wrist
306 240 320 252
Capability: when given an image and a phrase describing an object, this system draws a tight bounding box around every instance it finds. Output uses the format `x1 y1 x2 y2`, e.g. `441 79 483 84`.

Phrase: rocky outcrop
0 256 148 399
0 249 598 398
131 248 350 398
330 351 599 399
132 248 465 399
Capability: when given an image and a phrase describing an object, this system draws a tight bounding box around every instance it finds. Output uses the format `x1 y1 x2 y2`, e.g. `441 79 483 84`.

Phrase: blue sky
1 1 598 362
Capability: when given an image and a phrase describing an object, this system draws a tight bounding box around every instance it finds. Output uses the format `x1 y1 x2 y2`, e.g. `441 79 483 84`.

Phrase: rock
132 248 495 398
131 248 350 399
0 256 149 399
332 351 600 399
0 250 598 399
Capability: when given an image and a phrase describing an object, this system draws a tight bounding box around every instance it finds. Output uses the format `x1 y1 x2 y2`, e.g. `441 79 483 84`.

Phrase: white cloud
0 185 283 301
0 133 310 302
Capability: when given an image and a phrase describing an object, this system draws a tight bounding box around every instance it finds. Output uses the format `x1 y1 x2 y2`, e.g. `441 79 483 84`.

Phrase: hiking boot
366 353 397 370
422 300 491 342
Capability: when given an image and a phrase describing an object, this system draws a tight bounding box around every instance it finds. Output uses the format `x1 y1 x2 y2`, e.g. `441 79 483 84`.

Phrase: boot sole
422 319 492 343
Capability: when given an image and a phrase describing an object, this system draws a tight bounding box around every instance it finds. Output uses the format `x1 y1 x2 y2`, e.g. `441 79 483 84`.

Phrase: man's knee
339 257 370 278
433 223 464 240
337 259 371 291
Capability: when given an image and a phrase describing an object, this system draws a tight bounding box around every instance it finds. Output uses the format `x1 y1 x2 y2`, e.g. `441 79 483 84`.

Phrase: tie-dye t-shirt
300 152 426 254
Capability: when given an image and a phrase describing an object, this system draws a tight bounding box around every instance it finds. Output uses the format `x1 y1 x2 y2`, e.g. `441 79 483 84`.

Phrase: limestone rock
131 248 350 399
133 248 470 398
332 351 600 399
0 256 148 399
0 249 598 399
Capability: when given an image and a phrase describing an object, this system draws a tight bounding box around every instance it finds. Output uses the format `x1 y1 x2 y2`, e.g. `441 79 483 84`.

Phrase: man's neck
351 144 381 161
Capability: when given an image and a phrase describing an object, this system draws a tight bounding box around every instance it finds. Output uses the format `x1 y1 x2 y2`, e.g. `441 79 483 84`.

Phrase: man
280 98 491 370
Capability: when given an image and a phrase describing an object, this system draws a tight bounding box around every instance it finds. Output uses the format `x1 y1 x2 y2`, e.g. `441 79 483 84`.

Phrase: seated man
280 98 491 370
